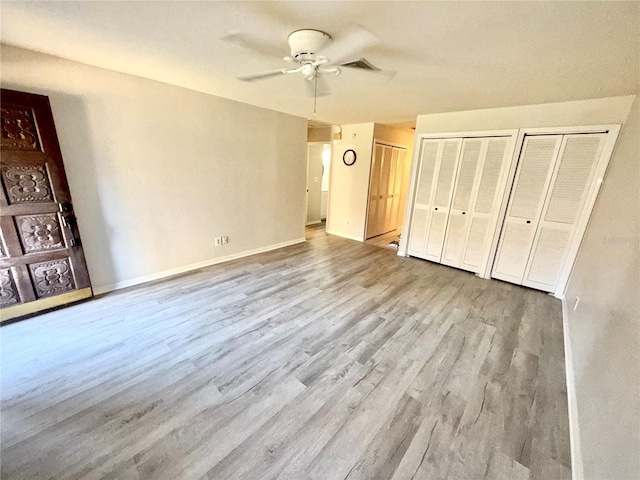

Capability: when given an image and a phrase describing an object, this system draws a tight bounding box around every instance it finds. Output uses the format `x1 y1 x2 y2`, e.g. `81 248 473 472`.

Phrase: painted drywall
1 45 307 293
408 94 638 479
373 124 415 230
327 123 415 241
306 143 324 225
326 123 374 240
415 96 635 133
564 95 639 480
307 126 332 143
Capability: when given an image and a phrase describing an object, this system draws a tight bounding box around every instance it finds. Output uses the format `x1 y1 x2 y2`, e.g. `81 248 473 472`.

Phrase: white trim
562 299 584 480
415 129 519 140
326 229 364 242
93 237 306 295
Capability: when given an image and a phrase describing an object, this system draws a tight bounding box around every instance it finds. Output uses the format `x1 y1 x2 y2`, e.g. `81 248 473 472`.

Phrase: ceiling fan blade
318 26 378 65
222 31 285 59
238 67 300 82
305 75 331 98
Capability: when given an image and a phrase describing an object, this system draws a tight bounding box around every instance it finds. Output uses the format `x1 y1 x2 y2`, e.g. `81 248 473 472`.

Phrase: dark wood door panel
1 89 92 321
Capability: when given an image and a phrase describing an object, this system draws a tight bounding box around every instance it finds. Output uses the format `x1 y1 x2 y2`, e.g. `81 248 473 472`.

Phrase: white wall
409 95 638 479
415 96 635 133
326 123 375 241
1 45 307 293
564 95 639 480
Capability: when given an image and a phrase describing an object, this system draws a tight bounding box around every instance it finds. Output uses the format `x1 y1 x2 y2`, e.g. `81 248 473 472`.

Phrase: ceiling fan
222 27 396 100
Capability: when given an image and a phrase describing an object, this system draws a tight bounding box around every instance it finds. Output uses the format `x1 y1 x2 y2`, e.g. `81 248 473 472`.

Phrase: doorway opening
306 142 331 228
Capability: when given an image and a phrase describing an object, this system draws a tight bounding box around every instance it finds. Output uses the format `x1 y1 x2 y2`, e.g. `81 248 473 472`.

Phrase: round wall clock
343 149 357 166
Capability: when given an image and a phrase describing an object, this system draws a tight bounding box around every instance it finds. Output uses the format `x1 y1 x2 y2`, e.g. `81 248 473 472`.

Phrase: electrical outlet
215 237 222 246
222 236 229 245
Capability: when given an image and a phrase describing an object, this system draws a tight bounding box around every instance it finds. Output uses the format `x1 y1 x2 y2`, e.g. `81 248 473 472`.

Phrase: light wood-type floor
0 224 571 480
364 229 402 251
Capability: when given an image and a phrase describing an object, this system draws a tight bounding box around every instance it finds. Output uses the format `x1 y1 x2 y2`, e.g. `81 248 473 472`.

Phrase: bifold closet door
367 144 406 239
407 138 462 261
492 135 562 284
366 144 384 239
522 133 606 291
388 148 406 231
441 137 510 273
492 133 606 292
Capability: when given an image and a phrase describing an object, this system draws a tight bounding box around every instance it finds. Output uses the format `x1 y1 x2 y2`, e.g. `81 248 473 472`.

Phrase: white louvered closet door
384 148 399 233
441 139 484 269
492 135 563 284
366 144 384 239
461 137 511 272
522 133 606 291
389 148 406 231
441 137 511 273
407 139 441 256
423 139 463 262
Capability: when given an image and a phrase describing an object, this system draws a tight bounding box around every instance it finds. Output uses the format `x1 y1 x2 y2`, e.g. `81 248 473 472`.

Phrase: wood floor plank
0 224 571 480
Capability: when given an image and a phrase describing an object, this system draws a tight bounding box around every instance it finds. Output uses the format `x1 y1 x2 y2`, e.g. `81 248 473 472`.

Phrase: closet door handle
526 220 531 224
434 207 438 211
462 212 466 215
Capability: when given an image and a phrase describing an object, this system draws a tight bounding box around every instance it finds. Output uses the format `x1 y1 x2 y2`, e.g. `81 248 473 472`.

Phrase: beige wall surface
564 95 640 480
326 123 375 241
307 126 332 143
415 95 635 133
1 45 307 293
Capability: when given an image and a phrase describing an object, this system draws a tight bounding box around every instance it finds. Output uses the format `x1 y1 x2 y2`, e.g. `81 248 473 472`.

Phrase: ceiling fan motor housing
288 29 331 60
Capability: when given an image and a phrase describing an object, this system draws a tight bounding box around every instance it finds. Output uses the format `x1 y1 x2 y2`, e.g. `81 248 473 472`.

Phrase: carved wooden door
0 89 92 322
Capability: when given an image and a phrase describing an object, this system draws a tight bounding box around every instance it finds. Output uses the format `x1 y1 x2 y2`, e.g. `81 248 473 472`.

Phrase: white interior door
423 139 463 262
460 137 511 273
522 133 606 291
389 148 406 231
408 139 441 256
441 138 484 268
366 144 383 239
492 135 563 284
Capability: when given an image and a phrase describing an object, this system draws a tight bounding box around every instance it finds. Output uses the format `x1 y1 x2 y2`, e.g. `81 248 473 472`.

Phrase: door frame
364 139 408 240
399 129 519 279
490 124 621 299
305 141 331 227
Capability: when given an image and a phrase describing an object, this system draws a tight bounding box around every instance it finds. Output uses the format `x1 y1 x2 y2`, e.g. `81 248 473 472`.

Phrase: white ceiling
1 1 638 127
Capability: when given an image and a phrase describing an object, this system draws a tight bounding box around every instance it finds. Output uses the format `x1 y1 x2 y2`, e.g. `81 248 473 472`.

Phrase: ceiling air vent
339 58 380 71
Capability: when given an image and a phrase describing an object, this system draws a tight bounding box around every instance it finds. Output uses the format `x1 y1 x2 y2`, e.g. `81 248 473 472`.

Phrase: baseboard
93 237 306 295
325 229 364 242
562 299 584 480
305 220 322 226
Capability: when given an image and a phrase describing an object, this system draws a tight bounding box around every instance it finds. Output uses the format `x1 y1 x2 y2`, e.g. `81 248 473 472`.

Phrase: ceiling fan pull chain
313 73 318 118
